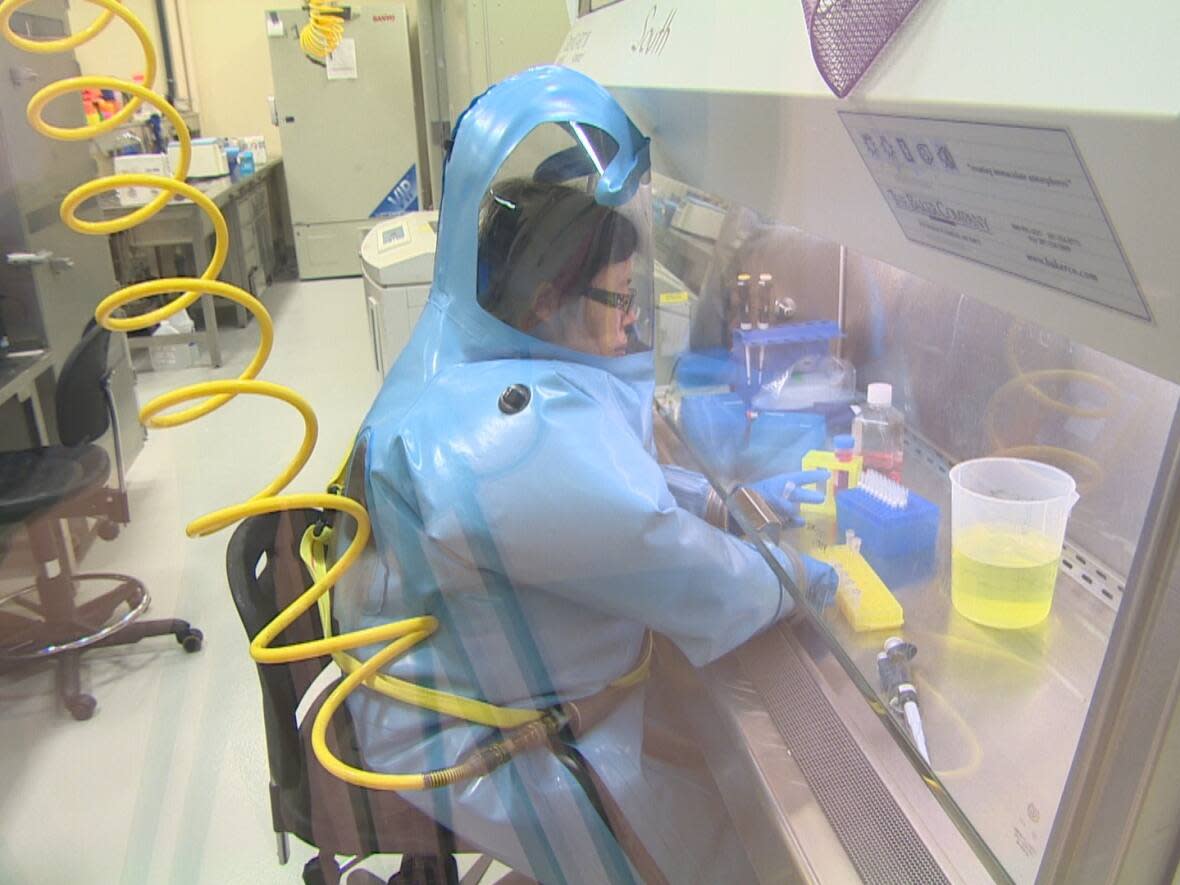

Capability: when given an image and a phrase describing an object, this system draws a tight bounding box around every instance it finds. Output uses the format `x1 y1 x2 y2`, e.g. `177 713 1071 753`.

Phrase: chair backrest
55 320 112 447
225 508 474 860
225 508 328 794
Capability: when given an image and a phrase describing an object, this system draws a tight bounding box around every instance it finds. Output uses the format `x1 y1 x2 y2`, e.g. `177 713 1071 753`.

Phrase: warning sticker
840 112 1149 321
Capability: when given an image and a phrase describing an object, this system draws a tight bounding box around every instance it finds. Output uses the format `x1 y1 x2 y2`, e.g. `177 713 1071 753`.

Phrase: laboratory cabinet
0 0 143 464
266 3 421 279
567 1 1180 882
228 174 275 302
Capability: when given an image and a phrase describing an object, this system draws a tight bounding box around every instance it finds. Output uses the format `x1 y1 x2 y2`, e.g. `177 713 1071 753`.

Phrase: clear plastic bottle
853 382 905 482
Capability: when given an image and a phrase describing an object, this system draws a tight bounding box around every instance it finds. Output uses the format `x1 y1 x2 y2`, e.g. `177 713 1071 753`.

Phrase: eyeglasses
582 286 636 314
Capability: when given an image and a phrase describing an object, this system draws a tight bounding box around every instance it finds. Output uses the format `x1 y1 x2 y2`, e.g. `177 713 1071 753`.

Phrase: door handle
9 65 39 86
267 95 279 126
7 250 75 271
367 297 384 375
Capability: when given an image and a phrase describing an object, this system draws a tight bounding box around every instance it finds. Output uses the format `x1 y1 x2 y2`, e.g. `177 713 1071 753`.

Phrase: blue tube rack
835 484 940 588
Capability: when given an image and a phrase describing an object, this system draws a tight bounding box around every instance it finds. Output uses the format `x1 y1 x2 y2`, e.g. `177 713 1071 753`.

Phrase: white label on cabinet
839 112 1150 321
326 38 358 80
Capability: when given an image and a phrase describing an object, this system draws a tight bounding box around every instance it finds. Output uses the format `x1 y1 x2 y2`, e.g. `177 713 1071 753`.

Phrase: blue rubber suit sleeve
389 362 835 667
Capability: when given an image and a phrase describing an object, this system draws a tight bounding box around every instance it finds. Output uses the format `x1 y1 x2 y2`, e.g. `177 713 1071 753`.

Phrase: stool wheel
179 628 203 653
66 693 97 721
302 856 333 885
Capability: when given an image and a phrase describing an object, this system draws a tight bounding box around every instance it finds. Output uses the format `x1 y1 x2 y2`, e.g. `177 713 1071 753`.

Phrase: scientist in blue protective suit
331 66 836 884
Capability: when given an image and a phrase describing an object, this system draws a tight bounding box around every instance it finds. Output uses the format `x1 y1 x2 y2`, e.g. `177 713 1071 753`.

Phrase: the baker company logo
632 5 675 56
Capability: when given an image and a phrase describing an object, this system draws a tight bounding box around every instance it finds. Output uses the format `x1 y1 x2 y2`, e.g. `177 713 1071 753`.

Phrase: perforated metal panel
743 634 950 885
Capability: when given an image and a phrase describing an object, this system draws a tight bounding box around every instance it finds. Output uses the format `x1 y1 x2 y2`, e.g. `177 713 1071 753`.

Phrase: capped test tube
756 273 773 330
736 273 753 330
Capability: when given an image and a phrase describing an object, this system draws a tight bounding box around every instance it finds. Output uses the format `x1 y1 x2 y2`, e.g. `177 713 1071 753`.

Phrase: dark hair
477 178 638 326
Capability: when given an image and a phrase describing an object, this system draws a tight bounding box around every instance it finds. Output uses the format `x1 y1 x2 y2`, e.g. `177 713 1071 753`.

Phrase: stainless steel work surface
673 414 1118 883
658 374 1121 883
791 437 1115 882
694 622 999 884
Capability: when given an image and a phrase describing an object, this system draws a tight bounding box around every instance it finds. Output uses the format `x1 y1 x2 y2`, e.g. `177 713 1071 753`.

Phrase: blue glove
748 469 829 527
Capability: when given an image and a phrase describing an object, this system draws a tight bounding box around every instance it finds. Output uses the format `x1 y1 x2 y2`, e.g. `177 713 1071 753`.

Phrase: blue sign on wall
370 165 419 217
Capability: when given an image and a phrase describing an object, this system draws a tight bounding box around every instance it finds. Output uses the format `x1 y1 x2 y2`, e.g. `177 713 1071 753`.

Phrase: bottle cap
834 433 854 451
867 382 893 407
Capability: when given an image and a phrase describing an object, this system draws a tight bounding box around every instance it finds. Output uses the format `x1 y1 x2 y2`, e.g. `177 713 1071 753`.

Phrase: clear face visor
476 122 653 357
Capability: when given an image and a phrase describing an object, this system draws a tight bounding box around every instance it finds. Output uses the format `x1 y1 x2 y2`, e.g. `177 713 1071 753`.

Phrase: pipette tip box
836 485 939 588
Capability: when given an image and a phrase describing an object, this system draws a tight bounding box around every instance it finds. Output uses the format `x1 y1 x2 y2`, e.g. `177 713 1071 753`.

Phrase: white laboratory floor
0 278 511 884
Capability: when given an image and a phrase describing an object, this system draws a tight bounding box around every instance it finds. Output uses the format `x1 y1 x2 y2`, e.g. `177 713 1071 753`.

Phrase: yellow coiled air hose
984 326 1118 494
301 0 345 61
0 0 648 793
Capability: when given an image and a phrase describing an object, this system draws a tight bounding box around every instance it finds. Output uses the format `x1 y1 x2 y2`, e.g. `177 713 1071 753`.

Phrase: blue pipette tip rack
731 320 843 348
836 481 939 588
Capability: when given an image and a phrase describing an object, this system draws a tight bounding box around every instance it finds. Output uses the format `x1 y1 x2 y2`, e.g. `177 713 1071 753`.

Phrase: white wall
180 0 282 157
68 0 165 89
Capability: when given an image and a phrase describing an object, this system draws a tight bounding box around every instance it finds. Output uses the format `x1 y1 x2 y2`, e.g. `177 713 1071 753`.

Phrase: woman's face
553 257 637 357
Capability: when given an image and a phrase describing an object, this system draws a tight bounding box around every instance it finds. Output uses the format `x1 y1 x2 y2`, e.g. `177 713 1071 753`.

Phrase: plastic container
752 354 855 412
237 150 255 176
853 382 904 482
149 310 199 371
677 392 825 488
801 434 862 516
949 457 1079 629
836 479 939 588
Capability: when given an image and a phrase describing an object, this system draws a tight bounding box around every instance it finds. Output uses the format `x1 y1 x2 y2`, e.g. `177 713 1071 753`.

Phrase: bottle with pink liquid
853 382 904 482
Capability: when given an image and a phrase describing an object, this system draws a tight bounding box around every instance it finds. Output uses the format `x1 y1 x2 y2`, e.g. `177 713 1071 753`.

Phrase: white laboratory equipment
359 210 438 376
166 138 228 179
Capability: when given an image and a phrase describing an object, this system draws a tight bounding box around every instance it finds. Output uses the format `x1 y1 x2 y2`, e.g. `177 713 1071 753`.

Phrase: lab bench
103 159 291 368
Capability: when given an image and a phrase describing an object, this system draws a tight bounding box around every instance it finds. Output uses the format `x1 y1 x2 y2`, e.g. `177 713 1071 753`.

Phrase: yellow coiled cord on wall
0 0 592 792
301 0 345 60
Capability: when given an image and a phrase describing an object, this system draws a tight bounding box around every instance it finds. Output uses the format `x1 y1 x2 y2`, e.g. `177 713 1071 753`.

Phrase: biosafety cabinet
568 2 1180 883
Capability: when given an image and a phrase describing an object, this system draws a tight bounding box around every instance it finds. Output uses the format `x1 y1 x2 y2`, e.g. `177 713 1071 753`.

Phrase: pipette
736 273 753 388
756 273 772 387
876 636 930 764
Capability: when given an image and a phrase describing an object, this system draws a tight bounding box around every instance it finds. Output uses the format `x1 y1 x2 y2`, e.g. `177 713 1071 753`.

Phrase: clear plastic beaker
949 457 1079 629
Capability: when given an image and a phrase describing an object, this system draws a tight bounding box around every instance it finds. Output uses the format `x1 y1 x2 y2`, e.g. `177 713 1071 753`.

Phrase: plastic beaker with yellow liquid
949 458 1079 629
